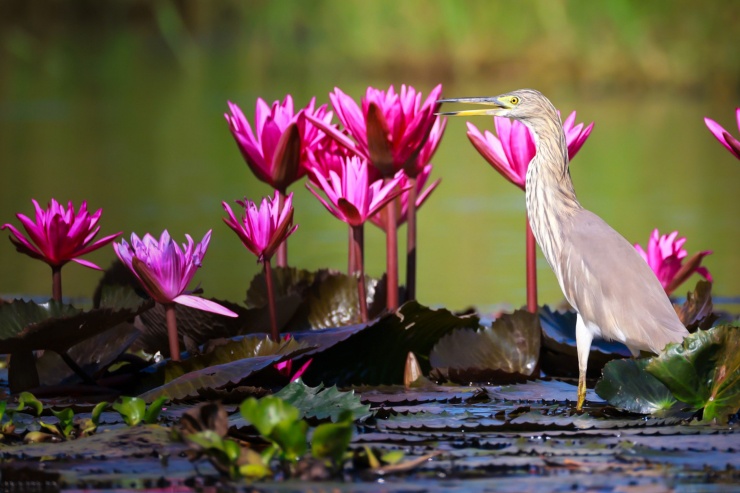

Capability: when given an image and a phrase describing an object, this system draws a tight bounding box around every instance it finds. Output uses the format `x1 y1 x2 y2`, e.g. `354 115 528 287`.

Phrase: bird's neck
524 114 583 264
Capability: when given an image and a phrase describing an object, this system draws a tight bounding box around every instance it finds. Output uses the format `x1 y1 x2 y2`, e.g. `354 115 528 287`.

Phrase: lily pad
429 309 540 384
273 379 372 422
674 280 717 331
299 301 480 386
539 306 631 378
645 324 740 423
595 358 680 415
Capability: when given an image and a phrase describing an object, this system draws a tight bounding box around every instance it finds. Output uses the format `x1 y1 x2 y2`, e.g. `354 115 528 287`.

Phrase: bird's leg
575 314 593 411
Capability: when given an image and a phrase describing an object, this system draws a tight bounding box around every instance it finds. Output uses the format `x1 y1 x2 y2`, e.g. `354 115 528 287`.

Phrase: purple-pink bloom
704 108 740 160
369 164 441 230
308 84 444 176
466 111 594 190
2 198 121 269
222 191 298 263
113 230 237 317
634 229 712 293
225 95 334 190
307 156 409 227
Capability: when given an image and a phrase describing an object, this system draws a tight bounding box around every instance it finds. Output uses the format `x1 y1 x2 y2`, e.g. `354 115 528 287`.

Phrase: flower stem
406 177 418 302
385 190 399 311
525 216 538 313
264 259 280 341
348 225 357 275
276 189 288 268
51 265 62 302
165 303 181 361
352 224 368 322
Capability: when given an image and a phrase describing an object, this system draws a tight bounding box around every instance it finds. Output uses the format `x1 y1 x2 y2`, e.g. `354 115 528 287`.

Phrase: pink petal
173 294 239 317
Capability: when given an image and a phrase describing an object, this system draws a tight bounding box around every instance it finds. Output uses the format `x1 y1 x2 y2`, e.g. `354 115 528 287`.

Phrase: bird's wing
557 210 688 354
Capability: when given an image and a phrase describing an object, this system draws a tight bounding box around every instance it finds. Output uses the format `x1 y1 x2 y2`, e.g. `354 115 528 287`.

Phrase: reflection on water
1 26 738 311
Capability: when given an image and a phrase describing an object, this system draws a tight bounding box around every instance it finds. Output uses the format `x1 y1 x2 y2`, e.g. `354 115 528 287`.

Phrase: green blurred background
1 0 738 311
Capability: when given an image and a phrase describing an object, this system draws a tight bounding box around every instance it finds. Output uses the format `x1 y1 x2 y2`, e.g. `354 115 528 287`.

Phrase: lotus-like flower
369 164 440 230
309 84 444 176
113 230 237 317
466 111 594 189
704 108 740 160
634 229 713 295
222 191 298 263
225 96 334 191
307 156 408 227
2 198 121 270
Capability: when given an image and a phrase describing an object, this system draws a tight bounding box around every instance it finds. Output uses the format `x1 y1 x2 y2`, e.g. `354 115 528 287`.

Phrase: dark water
1 24 738 311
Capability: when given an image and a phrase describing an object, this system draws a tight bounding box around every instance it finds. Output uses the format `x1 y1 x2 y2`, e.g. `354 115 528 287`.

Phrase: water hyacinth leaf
113 397 147 426
51 408 75 438
271 419 308 461
539 305 631 378
595 358 679 415
17 392 43 416
143 396 168 424
273 379 371 422
311 411 353 463
300 301 480 386
240 396 300 437
646 324 740 423
429 309 541 383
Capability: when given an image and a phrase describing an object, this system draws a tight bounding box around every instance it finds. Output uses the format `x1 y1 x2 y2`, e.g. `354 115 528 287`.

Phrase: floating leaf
273 379 371 423
539 306 631 378
646 324 740 423
595 358 680 415
298 301 480 386
113 397 147 426
430 309 540 384
674 280 717 331
311 411 353 463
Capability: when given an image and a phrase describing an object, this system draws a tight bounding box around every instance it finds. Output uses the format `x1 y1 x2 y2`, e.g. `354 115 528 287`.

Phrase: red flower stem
525 216 538 313
264 259 280 341
353 224 368 322
51 265 62 302
405 177 418 302
348 225 357 275
385 188 399 311
165 303 181 361
276 189 288 268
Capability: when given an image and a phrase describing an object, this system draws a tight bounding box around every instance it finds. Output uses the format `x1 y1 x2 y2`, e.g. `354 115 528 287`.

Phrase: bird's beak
436 96 508 117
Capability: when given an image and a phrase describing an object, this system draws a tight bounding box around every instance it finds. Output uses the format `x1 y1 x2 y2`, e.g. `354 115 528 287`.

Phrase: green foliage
240 396 307 461
646 324 740 423
16 391 43 416
595 359 680 415
113 396 167 426
184 430 270 480
273 379 371 422
49 408 75 439
311 411 353 465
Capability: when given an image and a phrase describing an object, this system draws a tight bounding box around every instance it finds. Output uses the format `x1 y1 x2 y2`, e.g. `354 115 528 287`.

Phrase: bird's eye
510 96 520 105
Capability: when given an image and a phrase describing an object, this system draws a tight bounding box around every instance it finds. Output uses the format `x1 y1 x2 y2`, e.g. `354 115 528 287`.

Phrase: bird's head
437 88 551 122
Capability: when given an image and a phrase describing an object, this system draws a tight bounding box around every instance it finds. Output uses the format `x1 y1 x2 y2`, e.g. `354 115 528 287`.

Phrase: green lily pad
595 358 680 415
645 324 740 423
429 309 541 383
0 285 150 354
299 301 480 386
273 379 371 423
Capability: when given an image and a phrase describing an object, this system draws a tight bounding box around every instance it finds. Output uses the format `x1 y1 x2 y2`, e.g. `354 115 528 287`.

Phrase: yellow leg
577 371 586 411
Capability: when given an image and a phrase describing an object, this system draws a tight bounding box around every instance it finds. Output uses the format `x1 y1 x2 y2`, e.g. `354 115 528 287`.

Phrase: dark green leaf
144 396 168 424
239 396 300 437
595 358 680 415
646 324 740 423
113 397 146 426
311 411 353 463
271 419 308 460
430 309 541 383
273 379 371 422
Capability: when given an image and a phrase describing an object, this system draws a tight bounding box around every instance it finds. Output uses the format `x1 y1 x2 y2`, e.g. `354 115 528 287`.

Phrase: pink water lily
704 108 740 160
634 229 713 296
307 156 408 227
114 230 237 317
308 84 444 176
2 198 121 270
225 96 334 191
369 164 440 230
222 191 298 263
466 111 593 190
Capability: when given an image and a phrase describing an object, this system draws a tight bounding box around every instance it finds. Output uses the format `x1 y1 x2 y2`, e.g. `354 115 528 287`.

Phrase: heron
438 89 689 410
